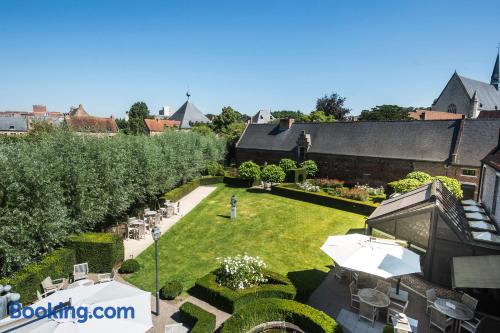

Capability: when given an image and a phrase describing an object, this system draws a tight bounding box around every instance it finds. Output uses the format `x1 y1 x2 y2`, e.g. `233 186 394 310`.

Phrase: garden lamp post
152 225 161 316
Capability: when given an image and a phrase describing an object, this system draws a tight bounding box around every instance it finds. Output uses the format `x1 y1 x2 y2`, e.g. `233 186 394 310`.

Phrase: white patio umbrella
4 281 152 333
321 234 421 293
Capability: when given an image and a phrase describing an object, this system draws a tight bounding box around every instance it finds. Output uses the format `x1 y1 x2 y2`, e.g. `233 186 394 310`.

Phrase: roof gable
169 101 209 128
454 119 500 166
0 116 28 131
458 75 500 111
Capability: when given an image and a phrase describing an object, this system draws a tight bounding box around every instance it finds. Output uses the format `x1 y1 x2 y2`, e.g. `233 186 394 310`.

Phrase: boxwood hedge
179 302 216 333
69 233 124 273
221 298 339 333
190 270 297 313
160 176 224 202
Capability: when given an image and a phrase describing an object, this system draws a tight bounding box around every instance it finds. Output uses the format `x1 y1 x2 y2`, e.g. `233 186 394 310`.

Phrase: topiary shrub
278 159 297 177
406 171 433 183
388 178 423 194
160 281 183 300
119 259 140 274
207 161 225 176
299 160 318 177
238 161 261 182
180 302 216 333
69 232 124 273
261 165 286 184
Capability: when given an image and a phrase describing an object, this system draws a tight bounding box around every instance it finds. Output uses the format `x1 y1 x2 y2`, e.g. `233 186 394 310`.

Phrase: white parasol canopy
2 281 152 333
321 234 421 279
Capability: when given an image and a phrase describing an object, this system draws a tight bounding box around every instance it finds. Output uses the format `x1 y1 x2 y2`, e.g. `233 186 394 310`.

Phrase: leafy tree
192 124 214 136
261 164 286 184
115 118 129 134
358 105 413 121
300 160 319 177
388 172 463 199
271 110 306 121
238 161 261 181
127 102 150 135
302 110 335 123
211 106 243 133
316 93 351 120
207 161 225 176
278 158 297 176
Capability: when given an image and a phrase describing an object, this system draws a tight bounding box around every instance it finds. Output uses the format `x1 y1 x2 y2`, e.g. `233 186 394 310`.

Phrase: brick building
144 118 180 136
235 119 500 199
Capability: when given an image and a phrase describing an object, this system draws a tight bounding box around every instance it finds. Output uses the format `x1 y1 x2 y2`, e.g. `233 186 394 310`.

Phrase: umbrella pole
396 277 401 294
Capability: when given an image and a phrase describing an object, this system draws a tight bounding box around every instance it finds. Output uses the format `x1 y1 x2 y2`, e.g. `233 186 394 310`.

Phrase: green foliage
302 110 335 122
0 130 226 277
127 101 150 135
358 104 413 121
0 248 75 304
389 172 463 199
119 259 140 274
160 281 183 300
337 187 369 201
238 161 261 181
160 176 224 202
192 124 214 136
192 270 296 313
383 325 394 333
180 302 216 333
434 176 463 199
278 159 297 175
316 92 351 120
221 298 338 333
207 161 225 176
388 178 423 193
406 171 433 183
211 106 243 133
300 160 319 177
271 110 306 121
69 233 124 273
261 165 286 184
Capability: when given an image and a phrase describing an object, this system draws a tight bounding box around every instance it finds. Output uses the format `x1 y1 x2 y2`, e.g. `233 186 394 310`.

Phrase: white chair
349 281 360 309
429 306 453 332
387 300 409 324
97 268 117 283
73 263 89 281
460 316 484 333
37 289 55 300
461 293 478 311
358 300 377 327
164 323 184 333
425 288 437 314
41 276 65 294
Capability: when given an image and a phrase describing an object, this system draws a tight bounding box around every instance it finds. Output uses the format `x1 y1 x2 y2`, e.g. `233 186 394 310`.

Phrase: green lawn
125 184 367 300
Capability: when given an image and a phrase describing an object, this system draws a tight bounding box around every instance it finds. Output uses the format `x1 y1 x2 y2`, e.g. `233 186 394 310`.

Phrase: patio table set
127 202 178 240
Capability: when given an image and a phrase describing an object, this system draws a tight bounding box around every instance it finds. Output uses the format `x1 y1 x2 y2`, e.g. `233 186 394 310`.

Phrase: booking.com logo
9 302 135 323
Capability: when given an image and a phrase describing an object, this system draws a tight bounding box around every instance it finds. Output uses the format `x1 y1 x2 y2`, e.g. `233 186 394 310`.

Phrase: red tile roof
409 110 465 120
144 118 180 132
66 116 118 133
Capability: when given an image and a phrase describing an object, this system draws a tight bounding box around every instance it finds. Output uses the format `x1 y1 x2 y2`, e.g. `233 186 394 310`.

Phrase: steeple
491 46 499 90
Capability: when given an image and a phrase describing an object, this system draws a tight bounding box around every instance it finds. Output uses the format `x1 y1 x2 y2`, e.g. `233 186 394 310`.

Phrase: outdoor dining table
144 210 157 217
434 298 474 332
358 288 391 308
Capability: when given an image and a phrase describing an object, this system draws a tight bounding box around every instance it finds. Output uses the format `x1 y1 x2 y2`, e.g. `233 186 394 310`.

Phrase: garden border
179 302 216 333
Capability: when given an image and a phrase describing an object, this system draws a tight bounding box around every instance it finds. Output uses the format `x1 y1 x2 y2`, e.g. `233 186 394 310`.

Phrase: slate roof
458 75 500 111
483 146 500 171
251 110 274 124
454 119 500 166
0 116 28 132
237 120 460 162
144 118 180 132
169 100 209 129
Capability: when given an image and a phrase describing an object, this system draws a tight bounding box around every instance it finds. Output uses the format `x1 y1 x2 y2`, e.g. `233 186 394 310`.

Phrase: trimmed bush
278 159 297 177
0 248 75 304
434 176 463 199
161 176 224 202
238 161 261 182
160 281 183 300
180 302 216 333
119 259 140 274
221 298 338 333
207 161 225 176
406 171 433 183
191 270 297 313
261 165 286 184
69 233 124 273
299 160 318 177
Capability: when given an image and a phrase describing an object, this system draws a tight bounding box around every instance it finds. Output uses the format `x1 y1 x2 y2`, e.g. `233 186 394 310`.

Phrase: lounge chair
358 300 377 327
461 293 478 311
425 288 437 314
429 306 453 332
73 263 89 281
41 276 65 294
97 268 117 283
349 281 360 309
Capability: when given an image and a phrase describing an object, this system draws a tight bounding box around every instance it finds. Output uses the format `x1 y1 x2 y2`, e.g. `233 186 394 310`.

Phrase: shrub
299 160 318 177
119 259 140 274
180 302 216 333
278 159 297 175
338 187 369 201
434 176 463 199
388 178 423 194
216 255 267 290
261 165 286 184
238 161 261 181
221 298 338 333
161 176 224 202
312 178 344 189
69 233 124 273
207 161 225 176
192 270 296 313
355 184 385 196
0 248 75 305
406 171 433 183
160 281 183 300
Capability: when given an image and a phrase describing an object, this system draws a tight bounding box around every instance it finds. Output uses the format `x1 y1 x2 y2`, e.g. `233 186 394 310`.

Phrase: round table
358 288 391 308
144 210 157 217
68 279 94 289
434 298 474 321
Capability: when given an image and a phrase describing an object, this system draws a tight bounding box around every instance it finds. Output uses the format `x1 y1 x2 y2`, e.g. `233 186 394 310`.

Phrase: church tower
491 49 499 90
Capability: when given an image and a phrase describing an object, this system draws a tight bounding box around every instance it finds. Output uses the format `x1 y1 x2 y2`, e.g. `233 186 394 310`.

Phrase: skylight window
472 231 500 244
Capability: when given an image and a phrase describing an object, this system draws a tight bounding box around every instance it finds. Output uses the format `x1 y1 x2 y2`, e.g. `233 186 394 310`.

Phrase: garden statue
230 195 237 219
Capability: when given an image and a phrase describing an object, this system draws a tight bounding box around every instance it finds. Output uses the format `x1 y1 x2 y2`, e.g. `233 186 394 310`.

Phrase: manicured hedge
0 248 75 304
221 298 339 333
119 259 140 274
191 270 297 313
223 175 259 188
180 302 216 333
273 183 377 216
161 176 224 202
69 233 124 273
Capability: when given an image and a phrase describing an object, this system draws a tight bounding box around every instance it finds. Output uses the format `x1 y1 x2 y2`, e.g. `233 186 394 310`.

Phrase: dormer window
9 125 14 130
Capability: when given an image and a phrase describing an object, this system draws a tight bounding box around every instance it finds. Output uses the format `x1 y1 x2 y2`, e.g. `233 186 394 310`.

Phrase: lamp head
152 226 161 241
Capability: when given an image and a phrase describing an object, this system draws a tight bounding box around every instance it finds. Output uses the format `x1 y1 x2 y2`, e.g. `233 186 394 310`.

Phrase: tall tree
128 102 150 135
358 105 414 121
316 93 351 120
271 110 306 121
211 106 243 133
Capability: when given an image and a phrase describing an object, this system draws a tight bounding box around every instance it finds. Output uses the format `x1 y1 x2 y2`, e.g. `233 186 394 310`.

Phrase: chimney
32 105 47 114
279 118 295 130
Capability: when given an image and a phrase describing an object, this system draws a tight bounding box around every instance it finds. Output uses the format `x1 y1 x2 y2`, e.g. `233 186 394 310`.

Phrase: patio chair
41 276 65 294
349 281 360 309
358 300 377 327
375 279 391 295
36 289 54 301
97 268 117 283
425 288 437 314
333 264 347 281
164 323 184 333
461 293 478 311
73 263 89 281
386 300 409 324
459 315 484 333
429 306 453 332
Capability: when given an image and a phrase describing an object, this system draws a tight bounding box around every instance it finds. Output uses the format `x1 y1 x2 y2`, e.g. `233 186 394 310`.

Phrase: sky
1 0 499 117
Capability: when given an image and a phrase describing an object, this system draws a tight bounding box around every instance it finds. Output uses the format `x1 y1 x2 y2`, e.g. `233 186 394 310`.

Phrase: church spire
491 46 499 90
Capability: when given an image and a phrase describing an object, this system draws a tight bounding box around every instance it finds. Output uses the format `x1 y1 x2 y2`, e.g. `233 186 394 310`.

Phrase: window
447 104 457 114
9 125 14 130
461 184 476 200
493 175 500 216
462 169 477 177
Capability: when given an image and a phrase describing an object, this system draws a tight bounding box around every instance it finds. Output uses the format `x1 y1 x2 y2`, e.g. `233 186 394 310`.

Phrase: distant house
0 105 64 129
432 51 500 118
251 110 274 124
408 109 464 120
169 97 210 129
144 118 180 136
65 104 118 136
0 116 28 135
